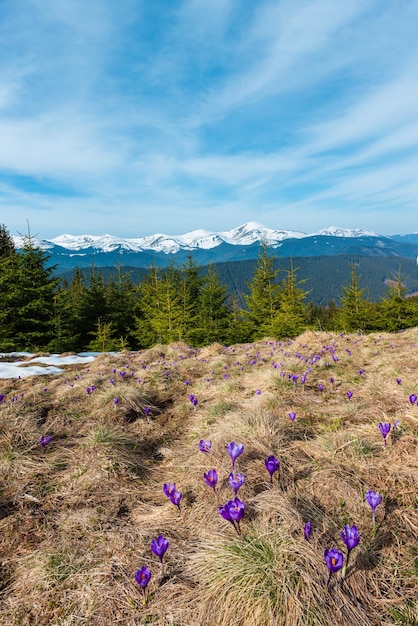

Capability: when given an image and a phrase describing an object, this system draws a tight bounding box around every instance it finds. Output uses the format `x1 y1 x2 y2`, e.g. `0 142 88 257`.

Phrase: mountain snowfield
13 222 381 254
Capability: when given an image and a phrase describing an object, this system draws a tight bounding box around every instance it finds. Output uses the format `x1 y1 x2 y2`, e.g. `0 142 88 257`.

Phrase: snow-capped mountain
12 222 418 273
14 223 378 254
314 226 379 238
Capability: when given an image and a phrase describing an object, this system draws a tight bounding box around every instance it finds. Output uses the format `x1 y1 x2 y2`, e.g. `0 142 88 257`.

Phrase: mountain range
13 222 418 271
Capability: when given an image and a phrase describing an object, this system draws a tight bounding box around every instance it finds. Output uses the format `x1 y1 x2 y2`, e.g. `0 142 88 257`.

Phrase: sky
1 0 418 239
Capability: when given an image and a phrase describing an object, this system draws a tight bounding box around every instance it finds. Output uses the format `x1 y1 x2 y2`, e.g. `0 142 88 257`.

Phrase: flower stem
342 550 351 579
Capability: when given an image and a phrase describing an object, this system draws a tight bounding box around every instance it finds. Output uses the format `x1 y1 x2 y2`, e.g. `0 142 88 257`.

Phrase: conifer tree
337 263 370 332
136 263 184 346
272 261 309 338
0 225 19 350
135 264 161 347
49 278 78 352
76 266 109 349
192 265 232 345
243 241 281 339
378 268 418 331
104 265 138 349
178 256 203 344
10 230 60 350
0 224 16 258
228 294 250 344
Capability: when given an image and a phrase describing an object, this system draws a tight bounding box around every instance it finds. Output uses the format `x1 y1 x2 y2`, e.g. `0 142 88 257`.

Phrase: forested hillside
58 254 418 307
2 224 418 353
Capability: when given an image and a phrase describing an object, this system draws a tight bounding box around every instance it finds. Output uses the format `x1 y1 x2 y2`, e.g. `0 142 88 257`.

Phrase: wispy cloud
0 0 418 237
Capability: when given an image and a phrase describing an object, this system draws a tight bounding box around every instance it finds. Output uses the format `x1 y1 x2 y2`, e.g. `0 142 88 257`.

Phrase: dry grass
1 331 418 625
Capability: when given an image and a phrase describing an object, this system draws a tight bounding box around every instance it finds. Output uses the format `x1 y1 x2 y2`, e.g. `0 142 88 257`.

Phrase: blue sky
1 0 418 239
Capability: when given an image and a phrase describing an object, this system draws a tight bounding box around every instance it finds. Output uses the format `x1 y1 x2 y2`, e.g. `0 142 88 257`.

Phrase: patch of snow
0 353 97 379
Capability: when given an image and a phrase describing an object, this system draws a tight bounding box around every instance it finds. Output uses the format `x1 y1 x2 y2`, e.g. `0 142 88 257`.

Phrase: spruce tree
243 241 281 340
337 263 370 332
11 231 60 350
104 265 138 349
77 266 109 349
136 263 184 346
0 225 19 350
228 294 250 344
178 256 203 343
192 265 232 345
378 268 418 331
272 261 309 338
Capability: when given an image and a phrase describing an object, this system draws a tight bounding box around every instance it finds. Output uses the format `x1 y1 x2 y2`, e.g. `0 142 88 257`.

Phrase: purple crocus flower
163 482 177 499
396 378 402 385
39 435 51 448
255 389 262 395
365 489 382 532
219 498 245 534
324 548 344 588
264 455 280 484
151 535 169 560
150 535 169 575
204 469 218 494
341 524 360 578
199 439 212 454
409 394 417 405
378 422 391 446
288 412 296 424
144 406 151 415
226 442 244 470
135 566 151 603
304 521 312 541
170 489 182 513
189 393 198 407
113 397 119 407
163 482 183 513
347 391 353 400
341 524 360 551
318 384 324 392
229 472 245 495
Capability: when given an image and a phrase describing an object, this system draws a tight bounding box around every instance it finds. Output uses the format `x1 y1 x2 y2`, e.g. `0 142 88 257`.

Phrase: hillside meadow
0 329 417 625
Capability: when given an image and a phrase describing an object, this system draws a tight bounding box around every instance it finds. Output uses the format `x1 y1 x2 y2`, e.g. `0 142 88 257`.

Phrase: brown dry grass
0 329 418 625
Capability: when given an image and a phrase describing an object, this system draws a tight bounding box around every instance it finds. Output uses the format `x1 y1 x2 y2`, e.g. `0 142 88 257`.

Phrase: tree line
1 224 418 353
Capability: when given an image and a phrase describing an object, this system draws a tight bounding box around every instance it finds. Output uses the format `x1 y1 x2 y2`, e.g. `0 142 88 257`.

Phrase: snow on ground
0 353 98 379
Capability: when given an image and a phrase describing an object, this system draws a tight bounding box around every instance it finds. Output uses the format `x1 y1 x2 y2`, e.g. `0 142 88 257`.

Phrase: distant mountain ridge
14 222 380 253
12 222 418 271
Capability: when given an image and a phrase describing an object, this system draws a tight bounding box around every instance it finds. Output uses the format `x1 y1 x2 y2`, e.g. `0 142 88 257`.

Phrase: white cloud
1 0 418 237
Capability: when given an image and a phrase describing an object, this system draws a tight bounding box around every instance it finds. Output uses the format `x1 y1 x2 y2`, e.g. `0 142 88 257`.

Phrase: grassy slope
0 330 417 626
